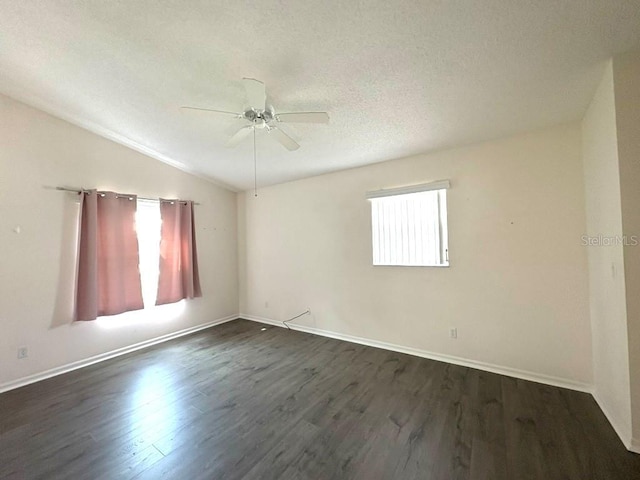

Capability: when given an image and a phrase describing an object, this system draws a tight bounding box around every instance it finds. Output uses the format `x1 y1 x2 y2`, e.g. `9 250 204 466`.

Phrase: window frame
366 181 450 268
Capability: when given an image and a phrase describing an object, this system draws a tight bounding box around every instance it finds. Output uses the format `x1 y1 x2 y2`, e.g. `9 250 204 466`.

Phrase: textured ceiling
1 1 639 191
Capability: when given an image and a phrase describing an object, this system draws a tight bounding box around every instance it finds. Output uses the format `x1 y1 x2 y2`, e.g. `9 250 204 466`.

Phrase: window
367 181 449 267
135 199 162 307
75 189 199 322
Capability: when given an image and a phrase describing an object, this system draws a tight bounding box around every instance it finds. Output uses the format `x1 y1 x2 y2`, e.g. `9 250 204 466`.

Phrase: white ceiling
1 1 639 191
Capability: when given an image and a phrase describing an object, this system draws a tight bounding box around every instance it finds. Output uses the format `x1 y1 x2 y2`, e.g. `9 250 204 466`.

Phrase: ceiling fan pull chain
253 126 258 197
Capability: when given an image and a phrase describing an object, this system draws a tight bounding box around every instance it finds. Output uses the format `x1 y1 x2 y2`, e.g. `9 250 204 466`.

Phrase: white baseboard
239 313 593 394
591 391 634 452
0 314 238 394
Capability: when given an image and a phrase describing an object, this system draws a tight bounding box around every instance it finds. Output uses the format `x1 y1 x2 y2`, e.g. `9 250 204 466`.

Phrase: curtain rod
55 187 200 205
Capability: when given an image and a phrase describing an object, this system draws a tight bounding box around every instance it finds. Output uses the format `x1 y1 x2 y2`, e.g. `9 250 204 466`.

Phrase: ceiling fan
181 78 329 152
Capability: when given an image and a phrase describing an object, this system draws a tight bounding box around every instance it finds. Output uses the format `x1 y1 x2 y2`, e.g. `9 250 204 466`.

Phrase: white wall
0 94 238 388
239 124 592 387
581 61 632 445
613 50 640 449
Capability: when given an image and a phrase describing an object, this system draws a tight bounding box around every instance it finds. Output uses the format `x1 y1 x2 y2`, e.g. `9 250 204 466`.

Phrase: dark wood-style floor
1 319 639 479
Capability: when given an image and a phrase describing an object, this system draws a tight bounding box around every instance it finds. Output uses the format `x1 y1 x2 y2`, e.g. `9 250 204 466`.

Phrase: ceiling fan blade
242 78 266 110
226 126 253 148
269 127 300 151
180 106 242 116
276 112 329 124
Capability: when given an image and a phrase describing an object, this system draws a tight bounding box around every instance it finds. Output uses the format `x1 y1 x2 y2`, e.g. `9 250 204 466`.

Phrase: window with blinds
367 181 449 267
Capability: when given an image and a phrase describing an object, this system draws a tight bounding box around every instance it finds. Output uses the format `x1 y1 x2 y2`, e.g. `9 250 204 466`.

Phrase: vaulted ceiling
1 1 639 190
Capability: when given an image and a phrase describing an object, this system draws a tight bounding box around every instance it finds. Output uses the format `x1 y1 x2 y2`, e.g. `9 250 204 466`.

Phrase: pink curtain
75 190 144 321
156 200 201 305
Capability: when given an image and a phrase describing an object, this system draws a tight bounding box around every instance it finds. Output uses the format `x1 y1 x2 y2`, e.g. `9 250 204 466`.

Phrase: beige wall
581 61 632 444
239 124 592 386
613 50 640 448
0 94 238 388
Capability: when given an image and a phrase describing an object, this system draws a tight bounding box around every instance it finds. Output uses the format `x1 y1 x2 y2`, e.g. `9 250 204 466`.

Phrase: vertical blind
367 182 449 267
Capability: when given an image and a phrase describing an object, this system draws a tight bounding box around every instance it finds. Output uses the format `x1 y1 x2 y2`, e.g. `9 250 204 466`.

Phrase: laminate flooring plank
501 377 548 480
526 382 586 480
468 370 508 480
430 366 477 480
240 418 321 480
559 387 640 479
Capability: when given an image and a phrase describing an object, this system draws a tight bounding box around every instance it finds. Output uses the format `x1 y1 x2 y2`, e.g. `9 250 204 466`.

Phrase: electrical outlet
449 328 458 339
17 347 28 359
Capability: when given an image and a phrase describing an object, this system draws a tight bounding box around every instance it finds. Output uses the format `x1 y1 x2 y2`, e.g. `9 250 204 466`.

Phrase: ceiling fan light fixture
261 110 273 122
244 109 258 122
